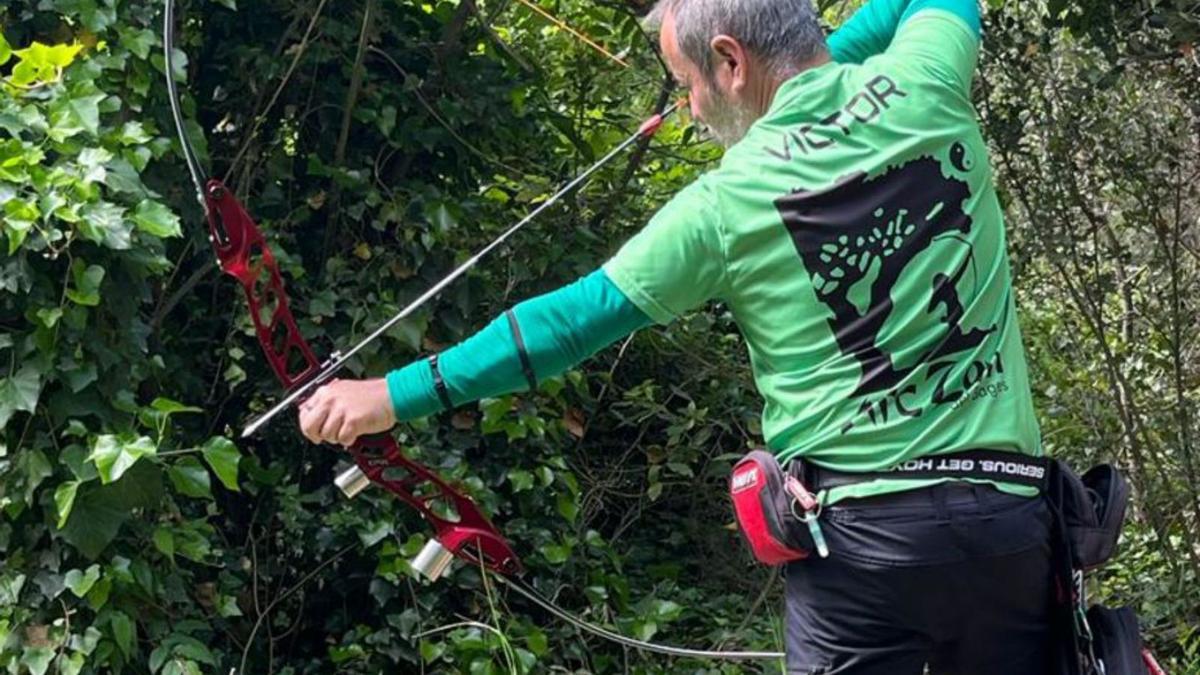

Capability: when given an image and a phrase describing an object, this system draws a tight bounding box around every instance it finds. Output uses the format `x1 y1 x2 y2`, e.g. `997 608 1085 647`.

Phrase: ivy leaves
0 26 179 262
65 261 105 306
5 40 83 88
52 430 243 559
41 395 246 562
0 366 43 428
200 437 241 492
79 404 242 492
88 434 156 484
132 200 182 238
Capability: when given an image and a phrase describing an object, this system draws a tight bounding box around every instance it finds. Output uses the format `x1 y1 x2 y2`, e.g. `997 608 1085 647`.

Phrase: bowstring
163 0 210 209
514 0 629 68
497 574 786 661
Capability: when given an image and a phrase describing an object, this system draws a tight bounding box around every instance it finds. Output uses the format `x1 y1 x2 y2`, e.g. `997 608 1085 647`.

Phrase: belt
796 449 1050 493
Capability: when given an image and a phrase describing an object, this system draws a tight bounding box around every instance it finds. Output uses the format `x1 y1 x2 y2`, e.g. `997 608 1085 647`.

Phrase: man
299 0 1054 672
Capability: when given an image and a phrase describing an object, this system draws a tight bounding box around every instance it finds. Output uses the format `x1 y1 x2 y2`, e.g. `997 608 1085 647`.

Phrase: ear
709 35 747 92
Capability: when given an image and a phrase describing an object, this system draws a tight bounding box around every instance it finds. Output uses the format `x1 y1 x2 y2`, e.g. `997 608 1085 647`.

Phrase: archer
300 0 1058 671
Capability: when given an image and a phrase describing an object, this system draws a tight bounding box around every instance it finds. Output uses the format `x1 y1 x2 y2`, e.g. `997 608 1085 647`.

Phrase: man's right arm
827 0 981 68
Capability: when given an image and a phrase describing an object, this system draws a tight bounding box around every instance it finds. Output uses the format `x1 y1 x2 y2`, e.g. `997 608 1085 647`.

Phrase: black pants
785 483 1055 675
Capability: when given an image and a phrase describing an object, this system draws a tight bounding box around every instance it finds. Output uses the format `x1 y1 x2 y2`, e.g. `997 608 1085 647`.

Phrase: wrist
371 377 397 426
385 360 442 422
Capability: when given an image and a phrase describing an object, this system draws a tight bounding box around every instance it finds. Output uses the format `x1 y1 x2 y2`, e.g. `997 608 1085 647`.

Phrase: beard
700 86 757 148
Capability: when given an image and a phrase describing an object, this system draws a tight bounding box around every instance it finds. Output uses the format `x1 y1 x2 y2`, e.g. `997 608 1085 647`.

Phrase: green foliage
981 0 1200 666
0 0 1196 673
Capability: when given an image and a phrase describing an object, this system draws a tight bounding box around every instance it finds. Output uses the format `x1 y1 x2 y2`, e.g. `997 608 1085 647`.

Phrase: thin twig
335 0 376 166
462 0 534 73
151 257 214 340
366 46 524 176
237 542 356 674
225 0 331 183
514 0 628 68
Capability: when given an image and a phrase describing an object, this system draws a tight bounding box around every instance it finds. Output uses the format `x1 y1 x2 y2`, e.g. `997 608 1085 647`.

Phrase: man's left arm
298 270 651 446
299 175 728 446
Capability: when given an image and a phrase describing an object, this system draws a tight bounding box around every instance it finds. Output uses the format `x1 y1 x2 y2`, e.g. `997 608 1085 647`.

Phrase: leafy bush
1 0 1195 673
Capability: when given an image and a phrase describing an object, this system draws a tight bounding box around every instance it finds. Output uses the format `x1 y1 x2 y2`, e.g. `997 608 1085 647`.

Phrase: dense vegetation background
0 0 1197 672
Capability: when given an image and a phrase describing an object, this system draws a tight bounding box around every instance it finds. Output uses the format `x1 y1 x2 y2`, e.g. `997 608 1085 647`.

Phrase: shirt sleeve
602 176 728 324
385 269 651 421
885 7 980 95
828 0 910 65
827 0 980 93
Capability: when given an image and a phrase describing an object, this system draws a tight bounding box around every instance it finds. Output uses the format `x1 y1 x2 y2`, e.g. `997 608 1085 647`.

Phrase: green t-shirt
603 10 1042 502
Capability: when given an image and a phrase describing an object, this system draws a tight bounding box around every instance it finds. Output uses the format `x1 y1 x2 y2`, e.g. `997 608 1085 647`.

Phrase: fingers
299 397 330 444
296 378 390 447
319 407 346 446
335 421 360 448
299 380 337 444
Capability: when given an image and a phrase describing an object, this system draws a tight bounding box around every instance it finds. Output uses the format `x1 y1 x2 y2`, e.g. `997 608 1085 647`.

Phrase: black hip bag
1044 460 1167 675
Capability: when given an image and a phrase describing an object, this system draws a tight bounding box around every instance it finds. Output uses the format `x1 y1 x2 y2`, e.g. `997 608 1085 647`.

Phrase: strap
427 354 453 411
1046 460 1089 675
505 310 538 391
800 449 1050 491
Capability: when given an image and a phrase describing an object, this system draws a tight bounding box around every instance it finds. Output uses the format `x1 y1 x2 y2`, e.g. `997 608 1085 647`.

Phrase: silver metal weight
335 465 371 499
411 539 455 581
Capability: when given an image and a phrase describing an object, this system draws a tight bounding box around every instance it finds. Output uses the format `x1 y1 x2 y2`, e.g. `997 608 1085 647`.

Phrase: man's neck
754 49 833 116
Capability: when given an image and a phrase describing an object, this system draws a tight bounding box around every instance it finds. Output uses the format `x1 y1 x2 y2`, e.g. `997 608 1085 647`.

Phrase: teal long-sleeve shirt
386 269 651 421
827 0 981 65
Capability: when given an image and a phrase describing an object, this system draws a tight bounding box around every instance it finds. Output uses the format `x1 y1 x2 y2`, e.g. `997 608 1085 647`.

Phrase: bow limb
162 0 521 578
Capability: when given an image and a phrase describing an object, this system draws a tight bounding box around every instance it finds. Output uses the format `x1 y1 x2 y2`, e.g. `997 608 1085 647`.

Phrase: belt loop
970 483 990 513
933 483 950 520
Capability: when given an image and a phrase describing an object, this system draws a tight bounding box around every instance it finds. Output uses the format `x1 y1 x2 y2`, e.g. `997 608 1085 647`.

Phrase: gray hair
647 0 826 81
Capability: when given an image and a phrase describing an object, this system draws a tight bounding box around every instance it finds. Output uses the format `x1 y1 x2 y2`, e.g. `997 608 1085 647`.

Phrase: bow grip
198 180 521 578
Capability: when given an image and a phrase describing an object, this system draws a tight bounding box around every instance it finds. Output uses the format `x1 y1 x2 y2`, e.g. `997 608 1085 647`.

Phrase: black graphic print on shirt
775 149 997 404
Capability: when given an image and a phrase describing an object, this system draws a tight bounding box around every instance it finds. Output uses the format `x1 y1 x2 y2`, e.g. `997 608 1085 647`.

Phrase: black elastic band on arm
505 310 538 391
427 354 453 412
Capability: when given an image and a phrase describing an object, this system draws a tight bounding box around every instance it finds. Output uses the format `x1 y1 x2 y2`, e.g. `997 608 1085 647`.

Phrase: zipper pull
801 512 830 559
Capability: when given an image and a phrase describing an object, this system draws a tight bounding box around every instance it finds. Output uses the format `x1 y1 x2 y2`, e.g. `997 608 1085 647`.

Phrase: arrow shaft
242 101 682 437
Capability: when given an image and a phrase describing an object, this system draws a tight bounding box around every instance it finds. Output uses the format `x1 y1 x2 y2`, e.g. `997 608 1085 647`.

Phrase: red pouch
729 450 809 565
